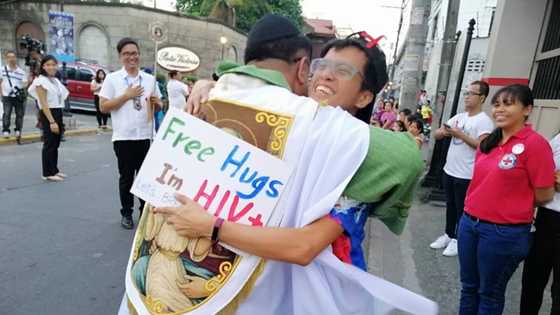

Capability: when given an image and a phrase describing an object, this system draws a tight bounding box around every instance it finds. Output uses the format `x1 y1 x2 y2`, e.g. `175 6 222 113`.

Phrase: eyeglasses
121 51 139 57
310 58 363 81
463 90 482 97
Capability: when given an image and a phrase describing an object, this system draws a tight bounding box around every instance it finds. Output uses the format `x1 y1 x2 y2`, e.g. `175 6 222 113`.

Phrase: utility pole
398 0 431 112
389 0 407 83
433 0 461 126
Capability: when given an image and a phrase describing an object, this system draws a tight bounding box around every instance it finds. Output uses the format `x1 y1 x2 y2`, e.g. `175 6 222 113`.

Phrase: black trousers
94 95 108 127
113 139 150 217
2 96 25 132
443 172 470 239
39 108 64 177
520 207 560 315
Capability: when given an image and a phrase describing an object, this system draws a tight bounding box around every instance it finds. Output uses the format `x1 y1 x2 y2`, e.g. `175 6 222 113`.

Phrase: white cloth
544 134 560 212
99 68 162 142
443 111 494 179
166 79 189 110
27 75 69 109
119 73 437 315
91 79 103 96
1 65 27 97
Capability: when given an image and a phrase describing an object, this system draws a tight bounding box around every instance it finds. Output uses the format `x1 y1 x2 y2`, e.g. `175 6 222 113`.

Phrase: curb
0 128 102 145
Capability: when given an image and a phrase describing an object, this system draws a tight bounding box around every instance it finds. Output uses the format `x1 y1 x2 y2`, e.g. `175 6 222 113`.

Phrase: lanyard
124 75 143 111
47 77 63 106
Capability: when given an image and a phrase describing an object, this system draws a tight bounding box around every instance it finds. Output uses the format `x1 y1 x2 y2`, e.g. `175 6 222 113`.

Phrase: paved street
0 133 553 315
1 100 102 138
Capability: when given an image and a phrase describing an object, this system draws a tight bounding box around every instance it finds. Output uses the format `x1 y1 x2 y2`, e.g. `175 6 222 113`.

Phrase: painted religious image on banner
48 11 75 62
126 105 293 314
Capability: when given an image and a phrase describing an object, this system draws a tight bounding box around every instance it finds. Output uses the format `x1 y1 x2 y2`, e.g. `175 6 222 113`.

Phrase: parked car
58 61 107 112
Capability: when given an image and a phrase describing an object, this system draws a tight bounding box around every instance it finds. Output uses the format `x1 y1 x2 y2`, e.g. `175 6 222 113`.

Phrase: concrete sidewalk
0 99 109 145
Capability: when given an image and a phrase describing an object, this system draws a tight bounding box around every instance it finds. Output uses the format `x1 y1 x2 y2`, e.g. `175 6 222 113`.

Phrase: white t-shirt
91 79 103 96
443 111 494 179
1 65 27 97
166 79 189 110
544 134 560 212
99 68 162 142
27 75 69 109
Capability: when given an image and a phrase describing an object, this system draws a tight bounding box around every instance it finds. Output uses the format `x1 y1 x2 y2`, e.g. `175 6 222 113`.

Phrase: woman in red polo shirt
457 84 556 315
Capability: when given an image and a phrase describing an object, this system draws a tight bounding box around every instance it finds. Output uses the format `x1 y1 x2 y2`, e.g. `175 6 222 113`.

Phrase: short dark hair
321 39 387 95
244 35 312 64
400 108 412 116
320 38 388 124
39 55 58 77
4 50 16 57
168 70 178 78
408 115 424 133
117 37 139 54
471 80 490 98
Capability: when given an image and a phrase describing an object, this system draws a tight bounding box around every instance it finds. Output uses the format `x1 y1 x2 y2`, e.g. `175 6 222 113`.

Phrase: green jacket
344 127 424 235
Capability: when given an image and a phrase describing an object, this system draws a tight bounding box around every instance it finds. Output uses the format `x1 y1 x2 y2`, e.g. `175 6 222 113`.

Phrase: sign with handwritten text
131 107 292 228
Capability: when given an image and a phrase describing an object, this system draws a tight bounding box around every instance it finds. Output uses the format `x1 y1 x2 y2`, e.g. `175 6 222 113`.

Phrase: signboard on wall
48 11 75 62
157 46 200 72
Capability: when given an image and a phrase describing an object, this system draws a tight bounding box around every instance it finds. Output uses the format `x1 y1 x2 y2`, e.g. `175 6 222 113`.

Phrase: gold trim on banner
254 112 291 157
204 261 234 292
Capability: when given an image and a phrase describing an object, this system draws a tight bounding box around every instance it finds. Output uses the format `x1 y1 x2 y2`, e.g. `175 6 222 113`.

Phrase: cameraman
1 50 28 139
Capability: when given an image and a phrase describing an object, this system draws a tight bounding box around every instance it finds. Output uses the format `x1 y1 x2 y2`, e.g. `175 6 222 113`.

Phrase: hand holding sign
131 108 292 229
153 193 215 239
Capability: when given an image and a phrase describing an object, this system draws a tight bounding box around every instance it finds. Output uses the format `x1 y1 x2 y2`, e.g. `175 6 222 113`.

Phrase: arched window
15 21 46 56
78 24 110 66
227 45 238 62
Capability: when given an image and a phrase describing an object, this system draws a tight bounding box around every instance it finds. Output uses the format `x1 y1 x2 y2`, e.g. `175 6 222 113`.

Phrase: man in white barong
120 14 437 315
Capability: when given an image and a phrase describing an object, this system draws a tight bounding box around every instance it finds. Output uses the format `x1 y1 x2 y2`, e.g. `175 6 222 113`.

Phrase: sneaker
430 234 451 249
443 239 458 256
15 130 21 138
121 216 134 230
56 172 67 178
42 175 64 182
2 131 9 138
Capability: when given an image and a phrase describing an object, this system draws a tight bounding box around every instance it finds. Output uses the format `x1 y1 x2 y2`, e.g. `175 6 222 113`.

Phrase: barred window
533 55 560 100
466 59 485 72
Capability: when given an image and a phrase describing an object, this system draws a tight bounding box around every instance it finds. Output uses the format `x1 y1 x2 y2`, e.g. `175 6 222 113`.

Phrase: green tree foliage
266 0 304 29
176 0 303 32
175 0 206 15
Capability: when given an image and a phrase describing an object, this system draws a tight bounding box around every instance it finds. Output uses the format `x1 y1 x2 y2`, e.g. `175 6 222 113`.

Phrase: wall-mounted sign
150 22 167 43
157 46 200 72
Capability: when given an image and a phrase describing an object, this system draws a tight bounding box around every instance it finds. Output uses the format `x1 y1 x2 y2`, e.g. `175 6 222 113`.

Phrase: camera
18 34 46 74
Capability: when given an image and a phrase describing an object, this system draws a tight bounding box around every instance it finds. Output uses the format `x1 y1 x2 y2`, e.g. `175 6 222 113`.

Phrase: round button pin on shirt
512 143 525 155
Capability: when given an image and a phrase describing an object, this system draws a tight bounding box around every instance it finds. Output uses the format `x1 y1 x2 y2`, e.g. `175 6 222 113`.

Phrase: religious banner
48 11 75 62
125 105 294 314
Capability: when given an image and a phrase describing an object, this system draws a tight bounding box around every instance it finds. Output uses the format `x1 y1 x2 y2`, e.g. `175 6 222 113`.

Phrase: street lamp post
220 36 228 60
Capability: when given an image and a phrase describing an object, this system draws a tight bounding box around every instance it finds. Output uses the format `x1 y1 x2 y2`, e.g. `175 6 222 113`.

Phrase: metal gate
530 0 560 138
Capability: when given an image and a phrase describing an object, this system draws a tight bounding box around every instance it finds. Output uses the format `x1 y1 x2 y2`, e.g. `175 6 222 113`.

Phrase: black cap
247 14 301 49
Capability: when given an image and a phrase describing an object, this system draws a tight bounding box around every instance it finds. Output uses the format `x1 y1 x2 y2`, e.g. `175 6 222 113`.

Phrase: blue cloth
329 202 369 270
131 255 150 295
154 110 165 132
458 214 532 315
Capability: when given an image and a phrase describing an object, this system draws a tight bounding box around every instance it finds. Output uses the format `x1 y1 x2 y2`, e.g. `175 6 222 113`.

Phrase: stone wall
0 0 247 78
